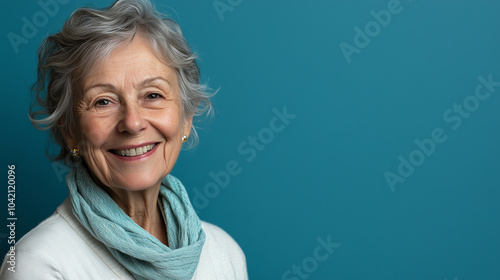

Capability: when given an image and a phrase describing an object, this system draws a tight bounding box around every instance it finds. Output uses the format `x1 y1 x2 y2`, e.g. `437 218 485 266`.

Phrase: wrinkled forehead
73 32 176 95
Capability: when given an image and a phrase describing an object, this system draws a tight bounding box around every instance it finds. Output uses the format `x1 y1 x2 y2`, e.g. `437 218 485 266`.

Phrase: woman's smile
109 142 160 161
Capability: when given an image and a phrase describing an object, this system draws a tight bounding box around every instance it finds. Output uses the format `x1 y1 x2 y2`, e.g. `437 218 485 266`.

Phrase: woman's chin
113 176 163 192
85 157 169 192
88 169 164 193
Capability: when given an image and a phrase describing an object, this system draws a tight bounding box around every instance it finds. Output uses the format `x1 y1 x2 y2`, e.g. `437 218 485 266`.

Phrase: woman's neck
103 183 169 246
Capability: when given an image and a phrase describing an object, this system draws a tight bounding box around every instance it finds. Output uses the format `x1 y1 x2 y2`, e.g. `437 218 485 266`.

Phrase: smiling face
63 34 191 191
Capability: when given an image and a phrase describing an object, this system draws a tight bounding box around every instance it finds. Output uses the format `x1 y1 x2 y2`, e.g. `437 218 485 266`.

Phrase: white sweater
0 199 248 279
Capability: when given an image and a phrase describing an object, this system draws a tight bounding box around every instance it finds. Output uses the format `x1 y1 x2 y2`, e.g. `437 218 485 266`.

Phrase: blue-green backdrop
1 0 499 279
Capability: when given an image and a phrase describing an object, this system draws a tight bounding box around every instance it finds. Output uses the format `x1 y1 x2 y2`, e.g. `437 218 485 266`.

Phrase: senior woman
0 0 247 279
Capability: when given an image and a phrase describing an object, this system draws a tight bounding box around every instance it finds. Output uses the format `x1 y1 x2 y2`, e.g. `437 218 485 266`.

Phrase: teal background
1 0 499 279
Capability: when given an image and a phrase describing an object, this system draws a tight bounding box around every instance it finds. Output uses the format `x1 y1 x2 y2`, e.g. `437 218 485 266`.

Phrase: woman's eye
146 93 161 100
95 99 110 106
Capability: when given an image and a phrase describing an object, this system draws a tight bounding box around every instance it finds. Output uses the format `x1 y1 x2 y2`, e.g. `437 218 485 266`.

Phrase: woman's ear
182 116 194 139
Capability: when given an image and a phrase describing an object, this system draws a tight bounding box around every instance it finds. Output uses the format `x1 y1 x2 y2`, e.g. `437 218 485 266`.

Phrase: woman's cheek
78 117 111 154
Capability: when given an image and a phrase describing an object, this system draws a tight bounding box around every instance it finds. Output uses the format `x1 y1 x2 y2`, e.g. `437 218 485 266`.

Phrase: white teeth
114 144 155 157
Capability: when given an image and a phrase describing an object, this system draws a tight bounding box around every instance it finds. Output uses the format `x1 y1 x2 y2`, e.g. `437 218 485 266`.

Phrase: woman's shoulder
0 199 76 279
195 221 248 279
0 199 133 280
200 221 244 255
2 199 75 263
10 199 74 250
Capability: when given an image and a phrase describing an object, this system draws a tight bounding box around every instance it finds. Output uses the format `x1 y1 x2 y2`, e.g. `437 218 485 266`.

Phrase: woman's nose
117 104 148 134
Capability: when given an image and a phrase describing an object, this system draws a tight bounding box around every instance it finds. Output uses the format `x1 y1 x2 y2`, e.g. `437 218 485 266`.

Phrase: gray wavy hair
30 0 212 163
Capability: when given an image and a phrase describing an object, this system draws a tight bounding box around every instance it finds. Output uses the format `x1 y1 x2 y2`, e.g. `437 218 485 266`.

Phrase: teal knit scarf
66 163 205 280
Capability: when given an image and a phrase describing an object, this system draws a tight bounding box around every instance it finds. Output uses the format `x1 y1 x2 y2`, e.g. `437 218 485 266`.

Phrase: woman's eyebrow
139 76 171 87
83 83 117 95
